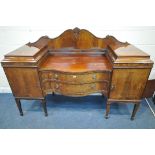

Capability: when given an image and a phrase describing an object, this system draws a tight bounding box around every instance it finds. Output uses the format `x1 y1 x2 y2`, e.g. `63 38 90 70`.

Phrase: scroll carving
28 27 129 50
73 27 80 39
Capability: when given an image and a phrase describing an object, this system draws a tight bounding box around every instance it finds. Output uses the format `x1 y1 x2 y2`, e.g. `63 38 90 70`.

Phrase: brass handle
55 74 58 79
92 74 96 80
111 84 115 90
73 75 77 78
49 73 52 78
55 84 59 89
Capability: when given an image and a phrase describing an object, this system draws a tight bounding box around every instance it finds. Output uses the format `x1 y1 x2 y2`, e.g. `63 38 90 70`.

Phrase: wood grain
3 67 43 98
1 28 154 118
109 68 151 100
40 54 112 72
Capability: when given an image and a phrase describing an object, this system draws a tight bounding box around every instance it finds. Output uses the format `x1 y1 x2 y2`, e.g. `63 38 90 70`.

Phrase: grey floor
0 93 155 129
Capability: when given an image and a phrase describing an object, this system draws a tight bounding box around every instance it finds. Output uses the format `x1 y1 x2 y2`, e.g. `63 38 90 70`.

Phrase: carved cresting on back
28 27 129 50
46 28 127 49
73 27 80 39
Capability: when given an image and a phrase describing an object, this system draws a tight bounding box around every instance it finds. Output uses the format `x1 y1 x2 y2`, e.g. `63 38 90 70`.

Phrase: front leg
105 100 111 119
41 99 48 116
131 102 140 120
15 98 23 116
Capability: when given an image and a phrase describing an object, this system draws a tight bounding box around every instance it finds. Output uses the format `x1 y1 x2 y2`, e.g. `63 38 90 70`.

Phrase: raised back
47 27 107 49
28 27 128 51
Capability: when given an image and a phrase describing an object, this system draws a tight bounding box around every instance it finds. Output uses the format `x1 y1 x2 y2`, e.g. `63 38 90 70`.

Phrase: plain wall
0 26 155 92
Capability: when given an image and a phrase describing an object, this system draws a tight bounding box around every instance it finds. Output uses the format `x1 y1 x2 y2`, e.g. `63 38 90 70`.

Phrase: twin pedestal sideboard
1 28 154 120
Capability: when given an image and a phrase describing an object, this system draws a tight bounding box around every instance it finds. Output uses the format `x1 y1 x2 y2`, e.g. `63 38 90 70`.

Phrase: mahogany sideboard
1 28 154 120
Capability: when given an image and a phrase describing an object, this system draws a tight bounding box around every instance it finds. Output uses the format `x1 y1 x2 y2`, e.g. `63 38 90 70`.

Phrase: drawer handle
55 84 59 89
49 73 52 78
55 74 58 79
73 75 77 78
111 84 115 90
92 74 96 80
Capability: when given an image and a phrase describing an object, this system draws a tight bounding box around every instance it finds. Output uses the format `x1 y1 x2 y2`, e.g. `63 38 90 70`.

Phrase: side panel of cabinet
109 68 151 100
4 67 43 98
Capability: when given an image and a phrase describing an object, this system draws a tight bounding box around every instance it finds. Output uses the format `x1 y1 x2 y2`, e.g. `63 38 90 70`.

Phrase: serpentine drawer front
40 71 110 96
40 71 110 83
1 28 153 120
53 82 107 96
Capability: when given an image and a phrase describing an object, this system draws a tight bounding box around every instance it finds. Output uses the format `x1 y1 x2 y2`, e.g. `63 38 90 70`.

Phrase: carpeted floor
0 93 155 129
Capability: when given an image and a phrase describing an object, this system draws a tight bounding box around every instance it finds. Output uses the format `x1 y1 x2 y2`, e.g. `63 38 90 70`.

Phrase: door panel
4 67 43 98
109 68 151 100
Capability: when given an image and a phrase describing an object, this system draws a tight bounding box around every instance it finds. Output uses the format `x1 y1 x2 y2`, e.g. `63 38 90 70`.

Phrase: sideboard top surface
40 54 112 72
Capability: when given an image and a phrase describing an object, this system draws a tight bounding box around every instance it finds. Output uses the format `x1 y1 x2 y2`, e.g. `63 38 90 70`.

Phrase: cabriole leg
15 98 23 116
131 103 140 120
41 99 48 117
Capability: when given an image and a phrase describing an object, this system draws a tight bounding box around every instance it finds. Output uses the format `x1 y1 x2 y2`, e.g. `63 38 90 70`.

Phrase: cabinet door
4 67 43 98
109 68 151 100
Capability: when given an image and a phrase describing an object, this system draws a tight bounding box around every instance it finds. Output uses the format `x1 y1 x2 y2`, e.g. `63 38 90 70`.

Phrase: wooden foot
52 92 55 96
102 93 104 98
105 115 109 119
105 101 111 119
41 99 48 116
15 98 23 116
131 103 140 120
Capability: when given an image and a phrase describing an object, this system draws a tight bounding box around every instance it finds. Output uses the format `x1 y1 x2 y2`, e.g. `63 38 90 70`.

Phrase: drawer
42 81 53 90
41 81 54 94
41 72 53 79
53 82 108 96
40 71 110 84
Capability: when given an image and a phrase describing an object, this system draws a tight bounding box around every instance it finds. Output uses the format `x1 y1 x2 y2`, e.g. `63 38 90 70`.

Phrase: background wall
0 26 155 92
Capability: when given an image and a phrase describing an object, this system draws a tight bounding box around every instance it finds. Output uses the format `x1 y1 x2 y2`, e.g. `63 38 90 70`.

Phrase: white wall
0 26 155 92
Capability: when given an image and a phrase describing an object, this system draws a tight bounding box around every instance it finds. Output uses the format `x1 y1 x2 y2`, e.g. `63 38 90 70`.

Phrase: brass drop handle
111 84 115 90
55 84 59 89
55 74 58 79
92 74 96 80
73 75 77 78
49 73 52 78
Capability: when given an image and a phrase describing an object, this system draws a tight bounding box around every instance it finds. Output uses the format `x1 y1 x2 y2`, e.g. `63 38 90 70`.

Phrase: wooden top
2 45 48 67
5 45 40 57
112 45 149 57
40 54 112 72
